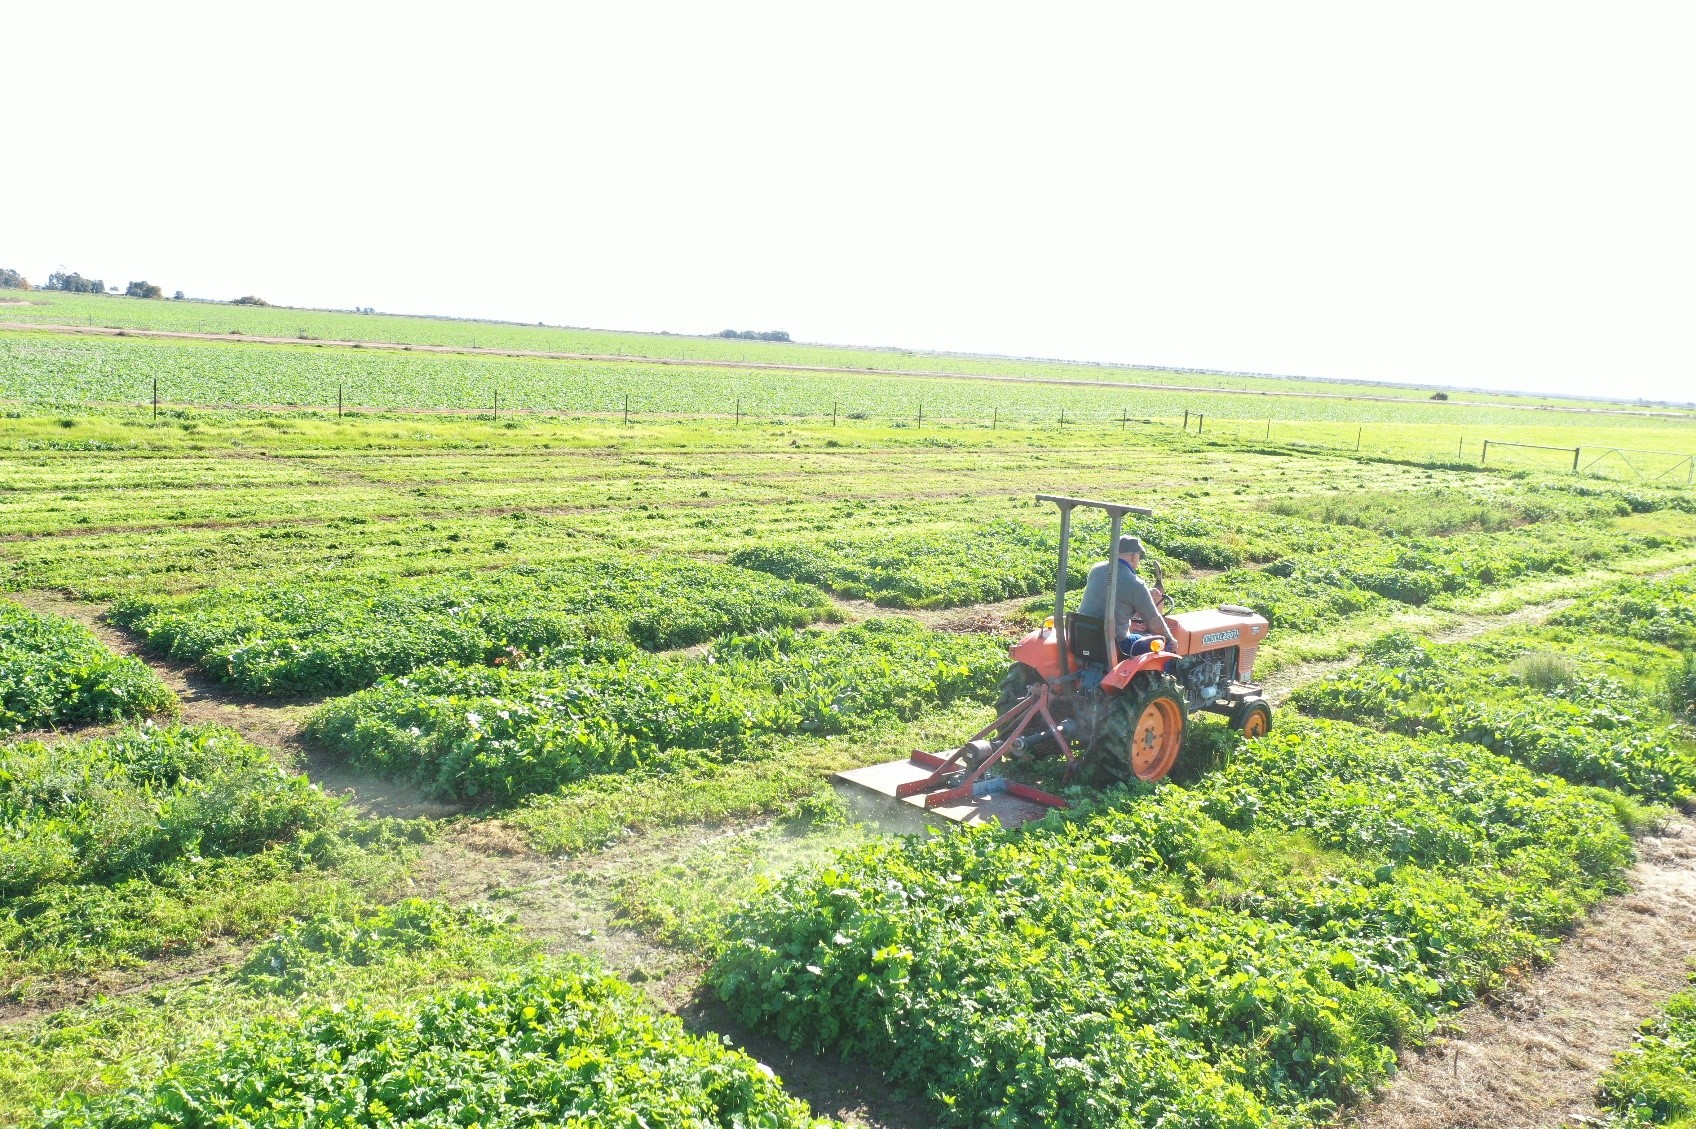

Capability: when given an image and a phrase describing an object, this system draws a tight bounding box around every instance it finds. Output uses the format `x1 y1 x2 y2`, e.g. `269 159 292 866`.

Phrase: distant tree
172 290 185 300
125 280 164 299
45 271 106 294
231 295 270 306
717 329 791 341
1430 391 1449 401
0 268 31 290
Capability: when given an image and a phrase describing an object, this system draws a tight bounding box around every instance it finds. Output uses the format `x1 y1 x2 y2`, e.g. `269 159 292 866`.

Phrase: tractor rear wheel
1229 698 1273 739
1098 673 1188 783
994 662 1042 738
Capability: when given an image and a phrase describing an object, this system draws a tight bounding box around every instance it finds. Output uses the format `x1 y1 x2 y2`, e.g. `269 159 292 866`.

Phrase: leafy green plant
0 725 417 982
729 519 1076 608
1598 977 1696 1127
711 719 1628 1129
110 558 830 697
38 959 833 1129
0 601 176 732
0 725 339 900
306 618 1005 803
1555 573 1696 649
1669 652 1696 721
1291 632 1696 803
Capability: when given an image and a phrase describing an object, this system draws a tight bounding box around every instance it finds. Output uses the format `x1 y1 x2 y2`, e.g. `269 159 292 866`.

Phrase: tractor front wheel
1229 698 1273 739
1099 673 1188 783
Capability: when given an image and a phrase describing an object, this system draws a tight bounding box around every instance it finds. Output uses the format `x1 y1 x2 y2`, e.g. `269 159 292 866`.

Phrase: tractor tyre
1097 672 1188 783
994 662 1042 739
1228 698 1273 739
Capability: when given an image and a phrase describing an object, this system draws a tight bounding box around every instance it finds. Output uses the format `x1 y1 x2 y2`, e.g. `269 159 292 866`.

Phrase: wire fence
96 380 1693 488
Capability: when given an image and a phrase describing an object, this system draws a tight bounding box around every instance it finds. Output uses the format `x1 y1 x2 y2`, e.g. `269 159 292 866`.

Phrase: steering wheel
1147 559 1174 613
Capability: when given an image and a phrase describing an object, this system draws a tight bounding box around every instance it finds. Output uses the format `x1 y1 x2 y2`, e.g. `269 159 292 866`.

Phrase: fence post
338 383 343 419
1572 446 1581 473
1355 427 1361 452
1197 413 1203 434
623 394 629 425
917 403 923 429
152 377 158 422
1457 437 1462 460
832 400 837 426
735 398 741 425
493 391 499 421
1183 409 1189 430
992 407 997 430
1481 440 1490 465
1265 419 1271 440
1059 408 1066 428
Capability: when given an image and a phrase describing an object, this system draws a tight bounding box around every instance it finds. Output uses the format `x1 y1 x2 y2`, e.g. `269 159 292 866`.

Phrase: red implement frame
893 683 1073 811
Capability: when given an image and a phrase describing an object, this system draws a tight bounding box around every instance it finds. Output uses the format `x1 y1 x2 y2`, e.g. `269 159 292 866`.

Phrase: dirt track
1344 821 1696 1129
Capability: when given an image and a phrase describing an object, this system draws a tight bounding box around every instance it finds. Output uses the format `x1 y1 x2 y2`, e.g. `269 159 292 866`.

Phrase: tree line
717 328 791 341
0 267 245 305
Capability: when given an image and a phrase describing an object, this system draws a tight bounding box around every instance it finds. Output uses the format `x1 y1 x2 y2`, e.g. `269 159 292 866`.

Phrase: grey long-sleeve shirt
1077 558 1165 639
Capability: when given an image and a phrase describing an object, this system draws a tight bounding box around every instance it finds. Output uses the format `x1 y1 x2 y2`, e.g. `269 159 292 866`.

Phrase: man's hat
1118 535 1144 555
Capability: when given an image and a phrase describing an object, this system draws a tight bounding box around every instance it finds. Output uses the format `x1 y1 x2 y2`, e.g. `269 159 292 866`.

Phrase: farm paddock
2 314 1695 1127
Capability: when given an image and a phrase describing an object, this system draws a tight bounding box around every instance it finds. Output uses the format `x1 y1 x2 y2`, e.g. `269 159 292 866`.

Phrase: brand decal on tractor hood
1202 628 1241 645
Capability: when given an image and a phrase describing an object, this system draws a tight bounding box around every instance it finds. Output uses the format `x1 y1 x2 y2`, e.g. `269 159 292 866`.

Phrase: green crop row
1597 975 1696 1127
0 897 545 1122
109 558 831 697
1 600 175 732
727 519 1069 608
305 618 1004 804
1290 630 1696 802
724 510 1362 610
0 725 415 985
0 725 334 901
1552 571 1696 649
711 719 1630 1128
1265 482 1653 537
37 955 831 1129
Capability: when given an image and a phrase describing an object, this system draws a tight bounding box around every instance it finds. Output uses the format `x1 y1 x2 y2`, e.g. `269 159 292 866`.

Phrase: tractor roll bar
1036 495 1155 678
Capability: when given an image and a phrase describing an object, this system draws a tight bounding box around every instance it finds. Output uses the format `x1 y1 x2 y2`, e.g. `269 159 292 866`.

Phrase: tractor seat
1068 614 1158 667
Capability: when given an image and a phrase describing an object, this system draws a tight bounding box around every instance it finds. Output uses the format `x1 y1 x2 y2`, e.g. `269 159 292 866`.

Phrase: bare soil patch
1341 819 1696 1129
683 994 932 1129
0 941 245 1025
830 594 1035 637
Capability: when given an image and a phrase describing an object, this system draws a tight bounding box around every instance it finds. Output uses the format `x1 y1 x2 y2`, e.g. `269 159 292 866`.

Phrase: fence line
30 382 1696 487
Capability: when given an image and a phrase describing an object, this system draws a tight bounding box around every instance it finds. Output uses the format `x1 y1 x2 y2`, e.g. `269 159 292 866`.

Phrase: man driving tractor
1076 535 1174 657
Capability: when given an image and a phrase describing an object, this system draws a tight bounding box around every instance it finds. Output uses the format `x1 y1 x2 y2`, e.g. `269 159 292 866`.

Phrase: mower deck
834 754 1063 831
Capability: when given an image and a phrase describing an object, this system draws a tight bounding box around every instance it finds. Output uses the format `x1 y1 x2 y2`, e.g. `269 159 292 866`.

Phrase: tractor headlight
1149 638 1164 652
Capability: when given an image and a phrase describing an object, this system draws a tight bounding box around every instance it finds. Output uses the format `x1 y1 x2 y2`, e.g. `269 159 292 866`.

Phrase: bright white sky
5 2 1693 401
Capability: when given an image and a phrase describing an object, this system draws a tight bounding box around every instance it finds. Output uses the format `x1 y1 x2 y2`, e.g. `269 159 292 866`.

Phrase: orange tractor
837 494 1272 828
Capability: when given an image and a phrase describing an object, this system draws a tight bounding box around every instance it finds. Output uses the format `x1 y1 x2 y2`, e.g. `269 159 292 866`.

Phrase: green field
12 290 1690 413
2 306 1695 1128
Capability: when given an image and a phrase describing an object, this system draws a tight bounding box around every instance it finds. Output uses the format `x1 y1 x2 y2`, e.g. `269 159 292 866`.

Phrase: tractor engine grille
1173 650 1237 708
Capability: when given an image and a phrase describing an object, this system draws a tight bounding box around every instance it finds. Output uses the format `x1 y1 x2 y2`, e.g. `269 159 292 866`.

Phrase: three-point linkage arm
1035 494 1155 673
